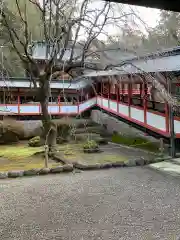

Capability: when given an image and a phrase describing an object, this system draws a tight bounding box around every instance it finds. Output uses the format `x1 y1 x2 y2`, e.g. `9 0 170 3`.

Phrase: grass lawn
0 143 61 171
58 143 128 164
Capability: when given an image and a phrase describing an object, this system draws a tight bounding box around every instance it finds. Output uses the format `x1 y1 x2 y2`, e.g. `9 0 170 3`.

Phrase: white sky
92 3 161 40
133 6 160 28
39 0 161 39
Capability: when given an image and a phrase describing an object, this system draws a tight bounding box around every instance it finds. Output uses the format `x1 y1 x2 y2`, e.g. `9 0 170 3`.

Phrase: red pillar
116 84 119 113
101 80 103 107
143 81 147 125
165 102 169 134
77 90 80 114
165 75 169 134
128 81 132 118
122 83 124 102
58 95 60 113
108 80 110 108
101 80 103 97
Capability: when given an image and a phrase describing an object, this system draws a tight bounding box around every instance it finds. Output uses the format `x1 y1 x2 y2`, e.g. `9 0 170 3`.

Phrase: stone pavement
149 157 180 177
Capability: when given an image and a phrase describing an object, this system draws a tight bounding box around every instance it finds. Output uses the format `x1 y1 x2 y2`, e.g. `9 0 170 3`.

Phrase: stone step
149 160 180 176
72 126 104 135
170 158 180 166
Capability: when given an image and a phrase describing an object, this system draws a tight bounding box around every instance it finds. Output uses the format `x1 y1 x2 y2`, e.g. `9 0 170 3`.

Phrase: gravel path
1 167 180 239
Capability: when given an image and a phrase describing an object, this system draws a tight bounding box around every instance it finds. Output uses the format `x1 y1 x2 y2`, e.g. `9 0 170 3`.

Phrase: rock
0 131 19 144
73 169 82 173
143 159 151 165
124 159 136 167
28 136 43 147
50 166 64 173
83 148 100 153
8 170 24 178
135 158 145 166
24 169 40 176
96 138 108 145
112 161 125 167
100 163 112 169
63 164 74 172
74 163 89 170
39 168 50 175
0 172 8 179
85 163 101 170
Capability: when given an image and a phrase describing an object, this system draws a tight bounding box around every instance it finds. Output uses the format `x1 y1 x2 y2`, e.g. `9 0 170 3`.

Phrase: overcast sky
38 0 161 40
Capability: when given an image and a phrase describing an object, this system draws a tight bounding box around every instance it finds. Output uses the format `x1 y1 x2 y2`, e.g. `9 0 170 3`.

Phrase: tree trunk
39 76 57 153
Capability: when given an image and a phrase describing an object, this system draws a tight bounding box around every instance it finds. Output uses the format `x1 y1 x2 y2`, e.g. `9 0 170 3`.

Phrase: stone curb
72 156 170 171
0 157 170 180
0 164 74 180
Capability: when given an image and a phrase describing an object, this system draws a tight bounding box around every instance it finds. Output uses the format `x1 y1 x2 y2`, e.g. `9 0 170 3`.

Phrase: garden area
0 117 166 174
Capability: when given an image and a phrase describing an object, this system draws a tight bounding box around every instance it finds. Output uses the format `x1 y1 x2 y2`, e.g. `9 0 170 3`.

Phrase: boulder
74 163 89 170
135 158 145 166
112 161 125 167
63 164 74 172
39 168 50 175
0 119 25 144
24 169 40 176
8 170 24 178
28 136 43 147
0 131 19 144
0 172 8 179
50 166 64 173
83 148 100 153
124 159 136 167
99 163 112 169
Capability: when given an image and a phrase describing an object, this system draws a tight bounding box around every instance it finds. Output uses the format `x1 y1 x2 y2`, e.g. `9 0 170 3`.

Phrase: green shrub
28 136 42 147
83 140 99 150
111 132 159 152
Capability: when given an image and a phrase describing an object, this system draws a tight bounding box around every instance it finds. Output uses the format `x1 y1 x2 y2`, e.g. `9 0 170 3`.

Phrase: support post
159 138 164 155
128 79 132 118
167 77 176 158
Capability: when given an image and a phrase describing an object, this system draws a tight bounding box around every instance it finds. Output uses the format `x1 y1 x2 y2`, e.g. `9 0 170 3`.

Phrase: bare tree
0 0 128 154
1 0 179 164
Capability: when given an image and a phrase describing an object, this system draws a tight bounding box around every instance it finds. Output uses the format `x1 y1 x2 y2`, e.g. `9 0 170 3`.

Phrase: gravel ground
1 167 180 239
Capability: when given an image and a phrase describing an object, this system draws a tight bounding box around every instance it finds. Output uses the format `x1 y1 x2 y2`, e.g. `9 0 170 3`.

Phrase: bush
83 140 99 151
111 132 159 152
28 136 43 147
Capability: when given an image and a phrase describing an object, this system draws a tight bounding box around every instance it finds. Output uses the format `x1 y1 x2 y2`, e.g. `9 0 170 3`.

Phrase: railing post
168 80 176 157
17 94 20 115
58 95 60 113
116 84 119 113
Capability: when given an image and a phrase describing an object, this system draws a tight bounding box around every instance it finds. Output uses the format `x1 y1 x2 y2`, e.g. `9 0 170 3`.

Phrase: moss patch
0 143 61 171
111 133 159 153
58 143 128 164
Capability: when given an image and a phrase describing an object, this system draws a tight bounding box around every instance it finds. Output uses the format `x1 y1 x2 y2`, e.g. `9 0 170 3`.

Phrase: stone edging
0 156 171 180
